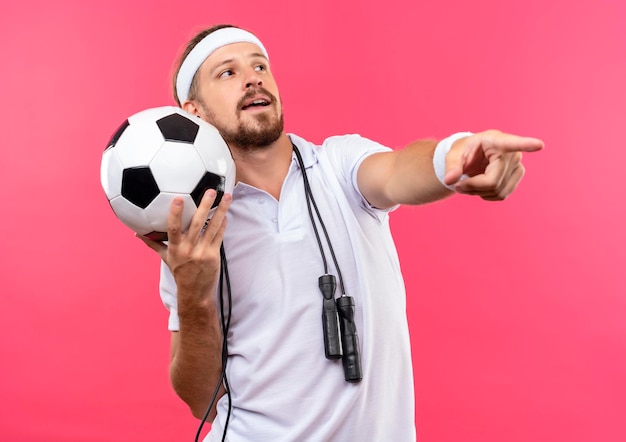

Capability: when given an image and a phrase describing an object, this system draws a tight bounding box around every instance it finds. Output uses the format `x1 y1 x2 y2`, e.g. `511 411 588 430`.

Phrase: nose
244 68 263 89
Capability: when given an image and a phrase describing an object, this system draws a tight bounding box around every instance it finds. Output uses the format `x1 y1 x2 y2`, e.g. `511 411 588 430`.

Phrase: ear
182 100 202 117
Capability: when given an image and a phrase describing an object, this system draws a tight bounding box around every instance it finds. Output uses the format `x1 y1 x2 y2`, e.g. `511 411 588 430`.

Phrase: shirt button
258 199 265 205
271 216 278 223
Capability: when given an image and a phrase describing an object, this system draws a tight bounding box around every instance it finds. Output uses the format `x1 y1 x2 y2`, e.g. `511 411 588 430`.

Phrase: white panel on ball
109 195 154 235
101 147 124 199
114 122 165 168
193 123 236 191
144 193 197 233
194 123 231 174
150 142 206 192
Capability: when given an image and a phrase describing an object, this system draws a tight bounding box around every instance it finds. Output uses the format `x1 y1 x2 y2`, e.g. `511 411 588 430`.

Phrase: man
140 24 543 441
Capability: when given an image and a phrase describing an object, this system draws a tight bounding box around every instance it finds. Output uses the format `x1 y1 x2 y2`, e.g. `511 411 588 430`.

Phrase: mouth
241 95 272 111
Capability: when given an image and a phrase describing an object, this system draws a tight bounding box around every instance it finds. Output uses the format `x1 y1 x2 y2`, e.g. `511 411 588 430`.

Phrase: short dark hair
171 24 237 106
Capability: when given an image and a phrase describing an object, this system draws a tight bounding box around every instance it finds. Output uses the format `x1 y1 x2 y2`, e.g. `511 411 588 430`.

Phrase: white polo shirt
160 133 416 441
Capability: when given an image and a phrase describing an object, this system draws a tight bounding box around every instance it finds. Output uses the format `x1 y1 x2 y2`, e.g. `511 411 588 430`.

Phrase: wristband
433 132 473 190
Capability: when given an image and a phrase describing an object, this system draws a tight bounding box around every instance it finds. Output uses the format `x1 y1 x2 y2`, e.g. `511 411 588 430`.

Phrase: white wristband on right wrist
433 132 473 190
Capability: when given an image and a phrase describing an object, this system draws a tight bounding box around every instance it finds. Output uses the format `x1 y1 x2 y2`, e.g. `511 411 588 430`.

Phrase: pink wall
1 0 625 440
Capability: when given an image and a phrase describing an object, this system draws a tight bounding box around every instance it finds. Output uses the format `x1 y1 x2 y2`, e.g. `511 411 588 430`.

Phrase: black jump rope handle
319 274 363 381
336 295 362 382
320 275 342 359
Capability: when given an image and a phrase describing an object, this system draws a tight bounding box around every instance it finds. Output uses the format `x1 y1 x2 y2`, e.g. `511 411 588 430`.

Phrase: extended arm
357 130 544 209
139 189 232 420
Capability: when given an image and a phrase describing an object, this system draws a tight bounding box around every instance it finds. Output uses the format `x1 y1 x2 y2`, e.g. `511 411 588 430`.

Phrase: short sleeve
159 261 180 331
321 134 399 219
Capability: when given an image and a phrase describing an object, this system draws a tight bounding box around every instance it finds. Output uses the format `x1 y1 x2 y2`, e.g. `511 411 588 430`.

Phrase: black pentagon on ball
156 113 199 143
191 171 226 209
106 119 130 151
121 166 160 209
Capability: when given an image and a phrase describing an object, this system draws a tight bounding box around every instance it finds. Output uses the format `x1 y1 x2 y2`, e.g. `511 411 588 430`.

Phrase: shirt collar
232 134 317 195
288 133 317 170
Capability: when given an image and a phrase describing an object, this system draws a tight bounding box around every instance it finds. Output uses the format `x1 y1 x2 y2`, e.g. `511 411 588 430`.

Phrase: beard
199 88 284 150
221 111 284 150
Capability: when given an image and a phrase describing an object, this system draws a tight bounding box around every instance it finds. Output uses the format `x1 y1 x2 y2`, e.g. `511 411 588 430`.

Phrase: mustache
237 87 277 109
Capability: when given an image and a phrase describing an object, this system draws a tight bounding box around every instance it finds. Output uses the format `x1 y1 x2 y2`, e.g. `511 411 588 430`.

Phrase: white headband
176 27 269 103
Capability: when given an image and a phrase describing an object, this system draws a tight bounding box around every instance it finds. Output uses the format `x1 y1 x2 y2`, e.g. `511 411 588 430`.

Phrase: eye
254 64 266 72
218 69 234 79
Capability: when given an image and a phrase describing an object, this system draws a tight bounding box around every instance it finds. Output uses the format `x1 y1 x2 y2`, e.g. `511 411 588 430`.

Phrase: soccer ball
100 106 235 241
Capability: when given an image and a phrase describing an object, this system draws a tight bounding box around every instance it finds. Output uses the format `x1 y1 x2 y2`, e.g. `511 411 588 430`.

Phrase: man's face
192 42 284 149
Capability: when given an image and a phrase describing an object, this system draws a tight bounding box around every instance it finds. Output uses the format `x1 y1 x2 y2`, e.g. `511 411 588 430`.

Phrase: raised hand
138 189 232 304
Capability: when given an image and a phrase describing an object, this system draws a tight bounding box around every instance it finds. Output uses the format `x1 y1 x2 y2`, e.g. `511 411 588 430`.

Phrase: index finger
480 131 545 153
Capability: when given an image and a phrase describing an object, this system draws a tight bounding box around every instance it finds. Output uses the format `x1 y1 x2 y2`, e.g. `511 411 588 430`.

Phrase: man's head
173 25 284 150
